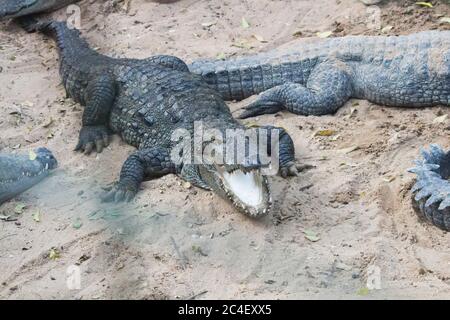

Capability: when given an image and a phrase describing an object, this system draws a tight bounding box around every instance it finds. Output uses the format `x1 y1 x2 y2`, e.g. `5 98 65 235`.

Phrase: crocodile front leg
239 60 353 118
75 74 116 155
102 147 177 203
258 126 311 177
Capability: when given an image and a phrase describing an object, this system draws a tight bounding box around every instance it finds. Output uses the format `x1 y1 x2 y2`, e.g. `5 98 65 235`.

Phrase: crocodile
409 144 450 231
0 148 58 204
190 31 450 118
22 19 299 217
0 0 80 21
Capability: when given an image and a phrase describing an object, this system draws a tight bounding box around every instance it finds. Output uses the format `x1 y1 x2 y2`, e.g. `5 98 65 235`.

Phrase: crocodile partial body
190 31 450 118
0 148 58 204
409 144 450 231
0 0 80 21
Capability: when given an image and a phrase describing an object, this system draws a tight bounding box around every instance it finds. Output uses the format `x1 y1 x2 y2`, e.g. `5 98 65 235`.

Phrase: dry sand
0 0 449 299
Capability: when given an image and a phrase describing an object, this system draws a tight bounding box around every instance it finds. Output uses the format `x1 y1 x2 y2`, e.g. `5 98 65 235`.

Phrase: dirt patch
0 0 449 299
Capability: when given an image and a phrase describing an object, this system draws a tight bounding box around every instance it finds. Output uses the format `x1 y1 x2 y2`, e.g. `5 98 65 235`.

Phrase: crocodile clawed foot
280 162 315 178
101 183 137 203
238 101 283 119
75 125 110 155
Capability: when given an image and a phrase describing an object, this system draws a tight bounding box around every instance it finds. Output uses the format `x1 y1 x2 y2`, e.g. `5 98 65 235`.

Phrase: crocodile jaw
219 169 271 218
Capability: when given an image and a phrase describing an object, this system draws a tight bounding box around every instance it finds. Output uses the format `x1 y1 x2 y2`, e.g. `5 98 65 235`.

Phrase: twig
187 290 208 300
299 183 314 191
170 236 188 269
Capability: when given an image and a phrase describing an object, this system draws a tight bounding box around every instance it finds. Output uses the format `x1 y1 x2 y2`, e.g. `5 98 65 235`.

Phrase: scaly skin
0 148 58 204
30 20 299 217
409 145 450 231
0 0 80 20
190 31 450 118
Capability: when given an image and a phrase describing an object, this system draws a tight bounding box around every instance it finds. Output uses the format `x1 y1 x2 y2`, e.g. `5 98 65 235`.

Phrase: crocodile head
35 147 58 170
184 162 272 218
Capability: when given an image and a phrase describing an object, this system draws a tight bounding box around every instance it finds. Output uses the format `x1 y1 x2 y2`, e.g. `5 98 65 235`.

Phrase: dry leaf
201 22 216 28
381 25 393 33
383 176 396 183
415 2 433 8
433 114 448 124
315 129 336 137
252 34 267 43
338 145 360 154
42 117 54 128
316 31 333 38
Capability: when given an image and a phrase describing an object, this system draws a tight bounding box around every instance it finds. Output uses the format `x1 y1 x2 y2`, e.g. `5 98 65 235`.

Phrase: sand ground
0 0 449 299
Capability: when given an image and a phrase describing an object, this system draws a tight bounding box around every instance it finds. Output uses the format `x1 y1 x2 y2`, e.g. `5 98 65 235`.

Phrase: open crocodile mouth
217 167 272 218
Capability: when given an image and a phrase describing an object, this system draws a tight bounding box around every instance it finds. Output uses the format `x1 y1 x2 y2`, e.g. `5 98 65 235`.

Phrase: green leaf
14 203 26 214
357 287 370 296
241 17 250 29
49 248 60 260
29 150 37 161
304 230 320 242
32 210 40 222
216 52 226 60
72 218 83 229
415 2 433 8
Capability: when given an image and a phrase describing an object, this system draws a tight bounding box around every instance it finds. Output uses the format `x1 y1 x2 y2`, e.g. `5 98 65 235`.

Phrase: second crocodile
190 31 450 118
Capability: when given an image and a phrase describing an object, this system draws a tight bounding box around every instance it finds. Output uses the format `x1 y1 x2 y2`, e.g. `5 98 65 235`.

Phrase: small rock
359 0 382 5
183 182 192 189
336 262 352 271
